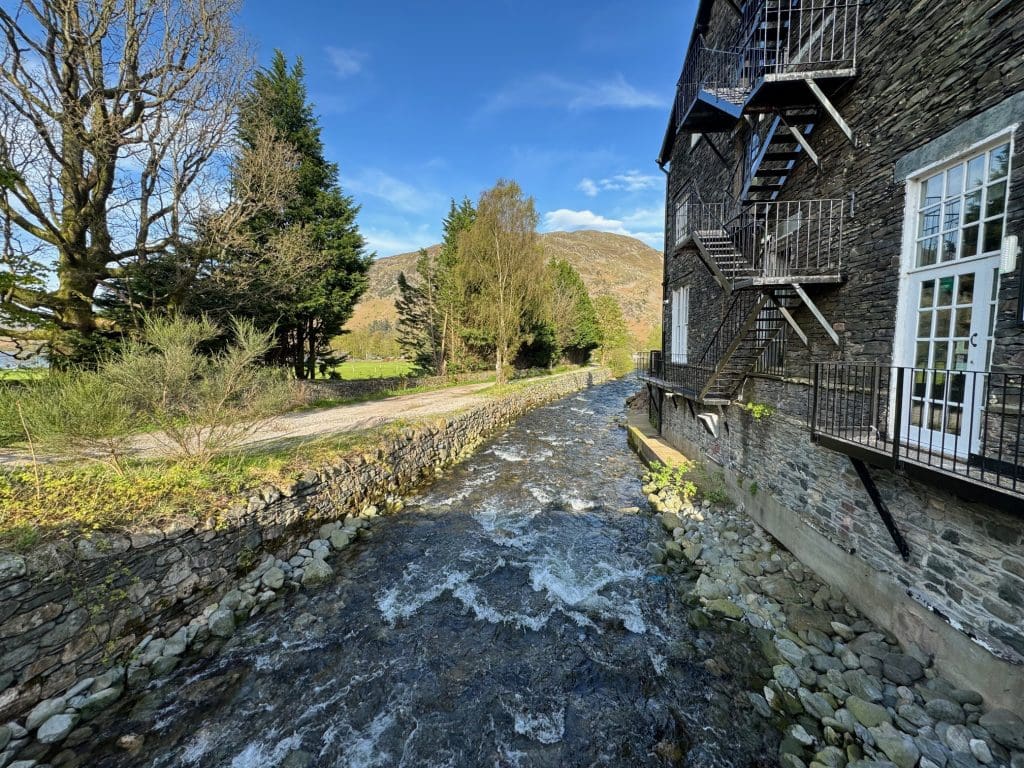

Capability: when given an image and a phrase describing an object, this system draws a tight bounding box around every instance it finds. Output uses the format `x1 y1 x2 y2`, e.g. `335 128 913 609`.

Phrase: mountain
344 230 663 347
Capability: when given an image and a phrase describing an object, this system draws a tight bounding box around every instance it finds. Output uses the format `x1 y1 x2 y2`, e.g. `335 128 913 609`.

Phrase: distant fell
345 230 663 341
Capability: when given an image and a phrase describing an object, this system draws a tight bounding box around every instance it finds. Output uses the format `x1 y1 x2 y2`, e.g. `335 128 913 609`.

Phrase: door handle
969 333 978 348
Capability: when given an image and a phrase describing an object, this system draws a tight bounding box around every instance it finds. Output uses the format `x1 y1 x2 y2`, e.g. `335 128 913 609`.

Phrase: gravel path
0 382 496 464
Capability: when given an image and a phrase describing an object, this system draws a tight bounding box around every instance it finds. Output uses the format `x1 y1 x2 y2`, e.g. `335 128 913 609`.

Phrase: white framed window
670 285 690 364
674 193 690 245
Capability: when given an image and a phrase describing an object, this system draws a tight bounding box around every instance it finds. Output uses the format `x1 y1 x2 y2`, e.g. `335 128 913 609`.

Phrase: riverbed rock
847 696 891 728
301 558 334 587
329 530 352 550
870 723 920 768
944 724 973 754
37 713 78 745
799 688 836 721
881 654 923 686
775 638 809 667
705 598 744 619
25 697 67 731
926 698 965 725
774 665 801 690
208 608 236 638
261 567 286 590
969 739 993 764
79 687 123 720
0 726 10 751
978 710 1024 750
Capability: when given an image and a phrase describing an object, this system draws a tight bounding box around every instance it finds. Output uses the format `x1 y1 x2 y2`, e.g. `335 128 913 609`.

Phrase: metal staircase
694 288 803 403
742 110 818 202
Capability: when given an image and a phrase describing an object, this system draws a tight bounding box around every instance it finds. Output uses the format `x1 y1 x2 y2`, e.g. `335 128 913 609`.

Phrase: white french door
901 260 999 456
898 138 1011 457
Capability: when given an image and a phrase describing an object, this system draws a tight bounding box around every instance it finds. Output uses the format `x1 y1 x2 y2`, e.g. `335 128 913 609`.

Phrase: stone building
640 0 1024 712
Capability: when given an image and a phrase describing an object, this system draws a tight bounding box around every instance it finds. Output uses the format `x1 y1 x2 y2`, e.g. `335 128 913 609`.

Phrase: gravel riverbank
642 469 1024 768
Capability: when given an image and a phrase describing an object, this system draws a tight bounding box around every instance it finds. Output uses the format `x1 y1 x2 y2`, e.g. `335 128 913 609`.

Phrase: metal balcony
675 199 845 287
810 362 1024 513
743 0 862 109
674 36 748 132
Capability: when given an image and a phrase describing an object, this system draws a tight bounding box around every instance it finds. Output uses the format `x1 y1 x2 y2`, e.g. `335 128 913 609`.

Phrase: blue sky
238 1 697 256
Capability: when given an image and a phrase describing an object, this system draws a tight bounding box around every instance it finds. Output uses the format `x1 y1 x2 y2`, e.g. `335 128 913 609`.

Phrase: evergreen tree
235 51 372 379
546 259 602 363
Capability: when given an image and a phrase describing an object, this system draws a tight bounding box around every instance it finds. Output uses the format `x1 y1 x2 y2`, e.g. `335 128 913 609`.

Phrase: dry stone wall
0 368 609 736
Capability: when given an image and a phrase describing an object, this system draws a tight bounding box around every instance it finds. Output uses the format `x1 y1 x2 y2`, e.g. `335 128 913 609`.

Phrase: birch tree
457 180 545 384
0 0 251 362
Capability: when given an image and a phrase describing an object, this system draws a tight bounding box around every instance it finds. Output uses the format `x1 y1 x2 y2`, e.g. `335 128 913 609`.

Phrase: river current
80 379 779 767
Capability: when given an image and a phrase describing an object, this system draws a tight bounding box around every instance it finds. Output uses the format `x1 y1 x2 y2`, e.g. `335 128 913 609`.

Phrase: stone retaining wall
0 367 608 729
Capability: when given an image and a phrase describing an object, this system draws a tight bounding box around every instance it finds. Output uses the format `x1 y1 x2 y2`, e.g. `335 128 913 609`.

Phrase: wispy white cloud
326 46 368 79
541 206 663 249
361 225 438 257
483 74 665 114
577 170 659 197
342 169 444 215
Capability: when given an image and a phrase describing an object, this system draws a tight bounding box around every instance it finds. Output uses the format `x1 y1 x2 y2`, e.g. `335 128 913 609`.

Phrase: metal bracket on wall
703 135 732 170
792 284 840 346
805 79 856 147
850 457 910 561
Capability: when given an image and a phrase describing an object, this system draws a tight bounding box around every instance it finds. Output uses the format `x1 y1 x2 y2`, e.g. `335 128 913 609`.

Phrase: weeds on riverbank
0 423 409 552
646 459 731 507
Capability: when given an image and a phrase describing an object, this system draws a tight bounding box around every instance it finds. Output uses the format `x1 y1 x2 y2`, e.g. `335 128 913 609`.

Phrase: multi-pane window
674 194 689 245
670 285 689 364
915 142 1011 268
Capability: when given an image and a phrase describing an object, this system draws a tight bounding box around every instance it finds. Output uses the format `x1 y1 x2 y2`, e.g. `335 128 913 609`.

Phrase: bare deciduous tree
0 0 253 359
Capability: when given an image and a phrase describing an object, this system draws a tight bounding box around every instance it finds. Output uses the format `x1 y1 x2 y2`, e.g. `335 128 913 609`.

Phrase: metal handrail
810 362 1023 498
676 36 749 130
743 0 862 80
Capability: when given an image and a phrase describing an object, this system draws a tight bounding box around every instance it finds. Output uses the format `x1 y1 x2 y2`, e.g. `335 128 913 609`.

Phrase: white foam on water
530 448 553 462
528 556 648 634
179 730 213 765
512 707 565 744
229 732 303 768
320 710 396 768
491 446 526 462
537 434 571 446
450 580 551 631
526 485 553 504
565 496 595 512
648 648 668 676
376 568 472 623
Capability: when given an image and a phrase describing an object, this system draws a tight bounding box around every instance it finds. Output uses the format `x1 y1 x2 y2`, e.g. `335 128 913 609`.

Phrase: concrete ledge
626 412 688 469
627 419 1024 718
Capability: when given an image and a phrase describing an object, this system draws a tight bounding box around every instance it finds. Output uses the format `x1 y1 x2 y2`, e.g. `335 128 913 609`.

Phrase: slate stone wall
0 368 608 723
655 0 1024 695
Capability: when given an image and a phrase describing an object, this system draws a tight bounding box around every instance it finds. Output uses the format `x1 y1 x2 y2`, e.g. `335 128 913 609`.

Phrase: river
78 379 779 767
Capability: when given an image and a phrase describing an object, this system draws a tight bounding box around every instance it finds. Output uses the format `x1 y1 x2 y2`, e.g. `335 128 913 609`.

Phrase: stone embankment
643 471 1024 768
0 367 608 768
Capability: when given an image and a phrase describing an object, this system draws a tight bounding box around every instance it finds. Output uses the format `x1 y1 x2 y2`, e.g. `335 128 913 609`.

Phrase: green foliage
646 459 732 507
0 372 139 471
546 259 602 364
594 295 635 376
743 401 775 420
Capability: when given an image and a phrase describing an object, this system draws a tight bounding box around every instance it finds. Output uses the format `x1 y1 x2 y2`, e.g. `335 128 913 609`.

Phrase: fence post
892 366 904 464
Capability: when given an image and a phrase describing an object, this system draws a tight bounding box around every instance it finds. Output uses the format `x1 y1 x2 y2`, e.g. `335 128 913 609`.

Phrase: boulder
705 599 744 619
301 558 334 588
881 654 924 686
870 723 920 768
207 608 236 638
261 567 285 590
846 696 891 728
26 696 67 731
37 713 79 744
978 710 1024 751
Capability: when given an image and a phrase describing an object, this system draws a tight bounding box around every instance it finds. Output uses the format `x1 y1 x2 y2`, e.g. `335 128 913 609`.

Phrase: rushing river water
81 379 779 767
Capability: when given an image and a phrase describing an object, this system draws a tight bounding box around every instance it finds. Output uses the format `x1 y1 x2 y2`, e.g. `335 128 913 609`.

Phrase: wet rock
789 724 815 746
117 733 144 752
776 638 809 667
815 745 848 768
871 722 921 768
897 704 932 729
799 688 836 721
843 670 884 703
0 726 9 751
687 609 711 629
79 686 122 720
208 608 236 638
705 598 744 619
25 697 67 731
915 736 950 767
847 696 892 728
807 629 835 654
978 710 1024 750
926 699 965 725
646 542 667 564
329 530 352 550
968 739 992 764
150 655 180 677
946 724 974 754
37 713 78 744
682 539 703 563
951 690 983 707
748 692 772 718
126 664 151 690
654 740 687 763
881 654 924 686
301 558 334 587
774 664 801 690
261 567 285 590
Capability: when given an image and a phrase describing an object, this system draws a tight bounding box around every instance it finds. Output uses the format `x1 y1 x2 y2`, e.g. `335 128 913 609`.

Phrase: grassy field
0 368 48 382
331 359 415 380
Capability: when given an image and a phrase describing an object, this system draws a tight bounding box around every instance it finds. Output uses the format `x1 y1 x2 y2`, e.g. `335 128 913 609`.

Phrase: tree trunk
495 346 505 385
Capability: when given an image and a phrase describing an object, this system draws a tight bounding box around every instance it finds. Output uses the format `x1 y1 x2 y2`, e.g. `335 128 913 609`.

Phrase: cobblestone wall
0 368 608 723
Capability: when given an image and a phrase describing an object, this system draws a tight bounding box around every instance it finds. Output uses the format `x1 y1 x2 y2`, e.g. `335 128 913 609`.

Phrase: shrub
0 371 139 472
103 316 296 463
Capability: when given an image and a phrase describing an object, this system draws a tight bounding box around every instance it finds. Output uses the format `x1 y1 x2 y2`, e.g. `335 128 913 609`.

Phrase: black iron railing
811 363 1024 499
744 0 862 81
683 198 845 282
675 36 749 130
